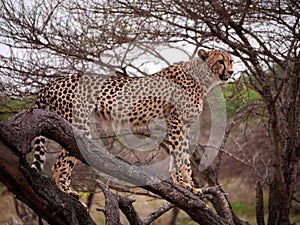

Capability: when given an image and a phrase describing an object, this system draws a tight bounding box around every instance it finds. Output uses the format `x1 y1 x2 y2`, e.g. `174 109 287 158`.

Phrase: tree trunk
256 181 265 225
268 176 291 225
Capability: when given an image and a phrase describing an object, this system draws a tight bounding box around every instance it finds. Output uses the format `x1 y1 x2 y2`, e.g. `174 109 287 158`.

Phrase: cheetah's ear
197 49 208 61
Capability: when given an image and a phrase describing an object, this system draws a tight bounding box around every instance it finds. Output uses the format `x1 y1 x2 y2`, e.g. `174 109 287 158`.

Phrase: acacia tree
0 0 299 224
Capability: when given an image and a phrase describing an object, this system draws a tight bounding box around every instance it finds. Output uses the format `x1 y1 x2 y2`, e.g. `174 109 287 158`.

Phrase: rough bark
0 108 235 224
97 180 122 225
0 134 96 225
256 181 265 225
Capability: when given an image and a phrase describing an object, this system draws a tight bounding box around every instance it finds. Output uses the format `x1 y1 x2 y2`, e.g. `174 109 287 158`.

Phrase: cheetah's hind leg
51 148 79 199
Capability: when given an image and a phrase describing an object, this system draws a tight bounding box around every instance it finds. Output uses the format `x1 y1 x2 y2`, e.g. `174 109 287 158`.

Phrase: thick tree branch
0 133 96 224
0 108 232 224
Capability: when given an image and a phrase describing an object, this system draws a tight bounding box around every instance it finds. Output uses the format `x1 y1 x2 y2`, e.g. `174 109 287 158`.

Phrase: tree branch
0 134 96 225
96 180 122 225
97 179 174 225
143 202 174 225
0 108 233 224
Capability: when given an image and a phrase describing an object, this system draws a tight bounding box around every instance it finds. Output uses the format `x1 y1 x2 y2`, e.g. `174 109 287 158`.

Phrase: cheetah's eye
218 59 224 64
230 60 233 64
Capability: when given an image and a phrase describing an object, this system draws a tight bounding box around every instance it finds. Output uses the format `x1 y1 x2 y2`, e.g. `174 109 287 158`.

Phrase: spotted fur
31 49 233 197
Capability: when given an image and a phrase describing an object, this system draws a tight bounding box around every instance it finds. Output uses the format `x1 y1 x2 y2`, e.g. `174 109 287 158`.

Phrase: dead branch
143 202 174 225
96 179 174 225
168 207 180 225
97 180 122 225
117 193 143 225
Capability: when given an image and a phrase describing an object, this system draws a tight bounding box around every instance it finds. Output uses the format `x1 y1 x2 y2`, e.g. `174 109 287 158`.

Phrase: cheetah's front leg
168 120 202 195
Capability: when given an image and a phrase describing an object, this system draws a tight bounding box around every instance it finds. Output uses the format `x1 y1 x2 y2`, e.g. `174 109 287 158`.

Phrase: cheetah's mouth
219 74 229 81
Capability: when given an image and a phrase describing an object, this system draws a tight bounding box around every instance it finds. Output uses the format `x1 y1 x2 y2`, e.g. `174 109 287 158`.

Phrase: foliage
223 82 261 117
0 97 34 121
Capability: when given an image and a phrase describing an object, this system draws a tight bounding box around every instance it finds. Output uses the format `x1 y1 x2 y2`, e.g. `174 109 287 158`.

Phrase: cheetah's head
198 49 234 82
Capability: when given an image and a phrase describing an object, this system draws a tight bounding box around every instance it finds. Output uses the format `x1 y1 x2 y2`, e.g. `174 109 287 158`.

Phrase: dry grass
1 179 300 224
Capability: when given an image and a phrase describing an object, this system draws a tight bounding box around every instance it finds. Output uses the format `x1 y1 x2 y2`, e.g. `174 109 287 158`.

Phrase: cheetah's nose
228 71 234 75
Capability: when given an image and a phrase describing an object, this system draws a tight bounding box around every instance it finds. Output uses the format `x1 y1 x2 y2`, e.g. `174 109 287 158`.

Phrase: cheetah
31 49 234 197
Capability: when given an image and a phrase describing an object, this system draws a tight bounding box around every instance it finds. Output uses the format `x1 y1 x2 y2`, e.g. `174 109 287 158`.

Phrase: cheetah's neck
155 58 220 96
178 58 221 94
